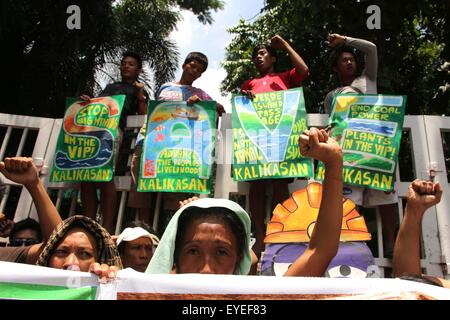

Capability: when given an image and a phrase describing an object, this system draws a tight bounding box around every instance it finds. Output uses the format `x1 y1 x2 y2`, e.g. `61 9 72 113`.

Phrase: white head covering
117 227 159 246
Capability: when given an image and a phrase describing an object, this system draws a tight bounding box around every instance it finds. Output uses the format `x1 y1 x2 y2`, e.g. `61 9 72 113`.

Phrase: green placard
232 88 313 181
50 96 125 182
316 94 406 191
138 100 216 194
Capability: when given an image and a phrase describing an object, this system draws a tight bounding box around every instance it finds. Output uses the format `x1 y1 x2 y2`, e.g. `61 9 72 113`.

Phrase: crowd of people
0 33 447 290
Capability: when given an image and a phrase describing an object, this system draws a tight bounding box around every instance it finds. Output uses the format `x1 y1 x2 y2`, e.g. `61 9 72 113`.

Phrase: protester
393 179 450 288
80 51 149 233
325 33 399 256
130 51 225 225
0 157 61 263
36 215 122 282
177 196 260 275
146 127 343 277
240 35 310 258
8 218 42 247
116 220 159 272
0 157 119 282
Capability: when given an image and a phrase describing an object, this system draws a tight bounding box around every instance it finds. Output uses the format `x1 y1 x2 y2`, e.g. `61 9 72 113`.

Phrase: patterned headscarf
36 215 122 269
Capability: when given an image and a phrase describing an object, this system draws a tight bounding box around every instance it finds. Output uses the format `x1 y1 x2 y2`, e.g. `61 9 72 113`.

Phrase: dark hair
329 44 356 68
174 207 246 267
9 218 42 242
125 220 156 235
252 44 278 61
122 51 143 69
183 52 208 72
118 220 156 255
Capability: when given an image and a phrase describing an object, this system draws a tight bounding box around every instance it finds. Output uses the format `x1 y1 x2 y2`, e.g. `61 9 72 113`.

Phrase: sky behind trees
170 0 265 112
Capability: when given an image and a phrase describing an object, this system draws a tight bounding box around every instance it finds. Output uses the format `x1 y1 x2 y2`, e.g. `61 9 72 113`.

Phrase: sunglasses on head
8 238 40 247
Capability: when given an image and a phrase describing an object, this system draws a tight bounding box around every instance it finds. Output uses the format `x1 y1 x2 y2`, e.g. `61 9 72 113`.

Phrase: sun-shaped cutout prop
264 182 371 243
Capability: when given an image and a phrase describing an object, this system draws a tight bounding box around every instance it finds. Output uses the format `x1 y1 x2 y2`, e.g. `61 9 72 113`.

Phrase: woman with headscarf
0 157 121 282
36 215 122 282
147 197 253 275
146 128 344 277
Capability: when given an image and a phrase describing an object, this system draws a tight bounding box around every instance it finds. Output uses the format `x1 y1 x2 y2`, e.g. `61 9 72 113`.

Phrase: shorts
127 145 153 209
343 184 398 207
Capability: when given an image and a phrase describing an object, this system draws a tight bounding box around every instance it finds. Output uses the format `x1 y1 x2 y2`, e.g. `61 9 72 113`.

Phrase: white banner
1 262 450 300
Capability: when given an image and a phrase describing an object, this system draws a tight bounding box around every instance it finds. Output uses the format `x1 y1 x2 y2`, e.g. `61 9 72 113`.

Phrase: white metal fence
1 112 449 278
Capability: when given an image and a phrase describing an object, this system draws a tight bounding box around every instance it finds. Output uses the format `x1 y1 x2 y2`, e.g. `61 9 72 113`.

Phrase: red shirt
240 68 307 94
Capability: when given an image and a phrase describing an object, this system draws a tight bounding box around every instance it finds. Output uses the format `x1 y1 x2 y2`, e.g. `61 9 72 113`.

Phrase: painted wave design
348 120 395 136
55 130 113 169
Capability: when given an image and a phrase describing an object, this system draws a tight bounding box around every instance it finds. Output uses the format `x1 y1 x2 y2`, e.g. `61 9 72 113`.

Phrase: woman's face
48 227 97 272
176 217 239 274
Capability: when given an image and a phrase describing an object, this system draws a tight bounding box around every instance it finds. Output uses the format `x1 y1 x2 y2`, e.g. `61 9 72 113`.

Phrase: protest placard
316 94 406 191
50 96 125 182
232 88 313 181
138 100 216 194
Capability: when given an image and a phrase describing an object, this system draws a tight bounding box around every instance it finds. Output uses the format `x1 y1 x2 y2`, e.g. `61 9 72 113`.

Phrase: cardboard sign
50 96 124 182
232 88 313 181
317 94 406 191
138 100 216 194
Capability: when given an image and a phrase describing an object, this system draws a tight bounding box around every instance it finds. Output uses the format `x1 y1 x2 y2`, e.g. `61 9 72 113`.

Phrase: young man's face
9 228 40 246
120 56 141 81
334 52 357 79
182 60 205 84
252 48 276 73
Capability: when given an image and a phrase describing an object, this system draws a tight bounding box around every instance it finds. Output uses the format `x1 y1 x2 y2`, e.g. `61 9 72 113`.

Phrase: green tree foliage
1 0 223 118
221 0 449 115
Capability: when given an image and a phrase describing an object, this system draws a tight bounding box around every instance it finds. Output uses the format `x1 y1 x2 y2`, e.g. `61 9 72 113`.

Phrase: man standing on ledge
81 51 148 233
240 35 309 258
325 33 399 257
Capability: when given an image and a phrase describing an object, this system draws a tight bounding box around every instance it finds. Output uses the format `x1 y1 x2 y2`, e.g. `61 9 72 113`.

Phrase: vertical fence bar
16 128 29 156
376 208 385 277
152 193 162 233
55 189 64 211
0 127 13 159
0 186 11 213
115 191 127 235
